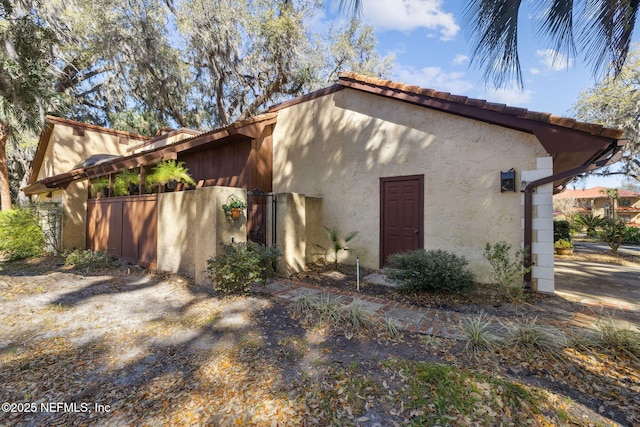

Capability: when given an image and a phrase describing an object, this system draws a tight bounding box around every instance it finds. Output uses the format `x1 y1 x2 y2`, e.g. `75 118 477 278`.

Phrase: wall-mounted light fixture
501 169 516 192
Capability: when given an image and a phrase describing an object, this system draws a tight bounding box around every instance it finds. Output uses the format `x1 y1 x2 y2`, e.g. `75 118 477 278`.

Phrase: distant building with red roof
554 186 640 225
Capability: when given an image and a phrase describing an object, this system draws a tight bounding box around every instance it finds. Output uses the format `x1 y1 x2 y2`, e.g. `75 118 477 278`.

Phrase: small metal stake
356 257 360 292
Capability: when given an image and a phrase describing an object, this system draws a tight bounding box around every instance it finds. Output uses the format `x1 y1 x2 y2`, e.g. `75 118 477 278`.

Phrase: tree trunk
0 123 12 211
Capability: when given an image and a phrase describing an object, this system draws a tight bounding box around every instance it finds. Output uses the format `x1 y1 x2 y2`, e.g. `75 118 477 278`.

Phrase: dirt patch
0 257 638 426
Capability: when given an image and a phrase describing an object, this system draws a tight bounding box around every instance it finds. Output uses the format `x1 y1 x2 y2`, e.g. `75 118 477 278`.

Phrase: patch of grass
179 311 221 328
63 249 118 270
316 363 381 418
293 294 315 315
236 332 265 351
315 293 346 325
386 359 563 425
278 336 308 360
292 294 380 337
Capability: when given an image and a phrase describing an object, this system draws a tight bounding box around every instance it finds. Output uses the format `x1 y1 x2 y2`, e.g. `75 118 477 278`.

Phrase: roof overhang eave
30 113 277 189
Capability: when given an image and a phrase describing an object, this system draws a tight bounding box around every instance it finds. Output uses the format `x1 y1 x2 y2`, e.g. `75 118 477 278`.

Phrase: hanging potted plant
113 168 140 196
222 195 247 219
90 176 110 198
146 160 196 192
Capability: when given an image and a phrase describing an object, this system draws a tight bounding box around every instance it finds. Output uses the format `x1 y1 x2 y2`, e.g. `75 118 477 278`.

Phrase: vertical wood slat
86 195 157 268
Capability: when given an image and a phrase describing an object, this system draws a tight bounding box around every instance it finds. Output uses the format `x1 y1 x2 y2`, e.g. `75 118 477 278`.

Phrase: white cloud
536 49 573 71
395 65 474 94
529 68 541 75
483 87 534 106
362 0 460 40
452 54 469 65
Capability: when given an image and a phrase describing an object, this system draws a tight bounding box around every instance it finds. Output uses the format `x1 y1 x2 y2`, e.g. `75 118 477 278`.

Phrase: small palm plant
318 226 358 269
574 214 604 234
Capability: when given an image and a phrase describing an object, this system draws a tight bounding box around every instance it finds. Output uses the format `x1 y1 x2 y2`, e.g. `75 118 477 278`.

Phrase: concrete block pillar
521 156 554 293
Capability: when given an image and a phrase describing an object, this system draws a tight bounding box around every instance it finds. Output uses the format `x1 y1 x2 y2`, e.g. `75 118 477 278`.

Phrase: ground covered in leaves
0 256 638 426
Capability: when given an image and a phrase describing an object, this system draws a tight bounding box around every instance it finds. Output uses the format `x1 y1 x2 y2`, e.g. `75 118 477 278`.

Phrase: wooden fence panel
86 195 158 268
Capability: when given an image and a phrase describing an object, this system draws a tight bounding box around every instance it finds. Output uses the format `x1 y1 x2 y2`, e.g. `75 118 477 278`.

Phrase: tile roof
555 186 640 199
335 72 624 140
44 115 150 140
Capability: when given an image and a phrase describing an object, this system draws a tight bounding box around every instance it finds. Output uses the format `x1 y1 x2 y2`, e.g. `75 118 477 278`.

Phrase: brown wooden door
380 175 424 266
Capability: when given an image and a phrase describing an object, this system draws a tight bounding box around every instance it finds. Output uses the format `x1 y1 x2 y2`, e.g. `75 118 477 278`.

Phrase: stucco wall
274 193 306 275
40 181 88 251
304 197 324 263
37 125 133 180
272 89 548 283
157 186 247 284
61 180 89 249
157 190 198 275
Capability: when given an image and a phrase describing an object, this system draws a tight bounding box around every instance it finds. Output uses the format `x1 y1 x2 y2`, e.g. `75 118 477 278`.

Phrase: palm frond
536 0 577 63
579 0 640 79
344 231 359 242
465 0 523 88
337 0 362 16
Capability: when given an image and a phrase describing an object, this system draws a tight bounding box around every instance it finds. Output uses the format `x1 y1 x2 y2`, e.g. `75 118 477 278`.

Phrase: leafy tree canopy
572 46 640 183
0 0 393 208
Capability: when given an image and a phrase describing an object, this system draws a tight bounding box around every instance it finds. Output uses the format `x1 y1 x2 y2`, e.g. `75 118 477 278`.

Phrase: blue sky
324 0 636 189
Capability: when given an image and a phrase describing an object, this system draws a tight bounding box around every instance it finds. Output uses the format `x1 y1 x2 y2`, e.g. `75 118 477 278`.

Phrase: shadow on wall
272 89 543 273
156 186 247 285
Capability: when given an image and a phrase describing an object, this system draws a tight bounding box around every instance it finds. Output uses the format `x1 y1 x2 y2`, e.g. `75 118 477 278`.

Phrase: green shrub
64 249 117 270
147 160 196 187
483 241 530 294
0 207 45 260
553 220 571 242
113 169 140 196
207 241 280 294
387 249 476 294
622 226 640 243
598 218 627 253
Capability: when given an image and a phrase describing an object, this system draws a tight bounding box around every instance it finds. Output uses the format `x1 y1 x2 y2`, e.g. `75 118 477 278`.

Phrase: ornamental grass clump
386 249 476 294
502 316 567 356
459 312 501 353
594 313 640 360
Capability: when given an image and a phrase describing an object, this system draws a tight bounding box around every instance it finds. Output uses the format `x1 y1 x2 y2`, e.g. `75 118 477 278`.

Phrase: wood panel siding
178 138 252 188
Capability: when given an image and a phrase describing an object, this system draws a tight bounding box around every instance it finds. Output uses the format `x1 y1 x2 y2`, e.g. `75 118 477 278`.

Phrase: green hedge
387 249 476 294
207 241 280 294
553 220 571 242
622 226 640 243
0 207 45 260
